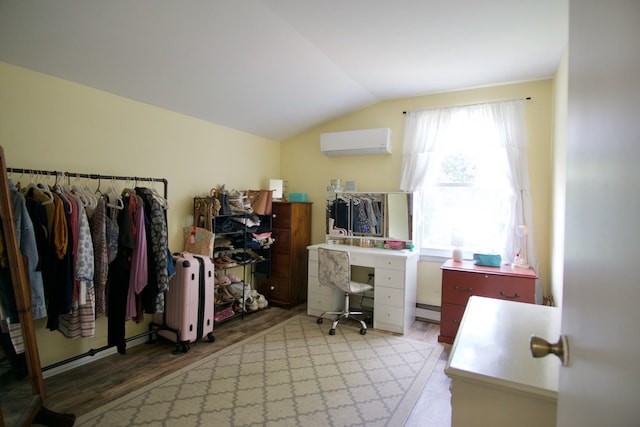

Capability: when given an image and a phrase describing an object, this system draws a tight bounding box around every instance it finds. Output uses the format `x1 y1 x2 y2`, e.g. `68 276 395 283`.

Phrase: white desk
446 296 560 427
307 243 419 335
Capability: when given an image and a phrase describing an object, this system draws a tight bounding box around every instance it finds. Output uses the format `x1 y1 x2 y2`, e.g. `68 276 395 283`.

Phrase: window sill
419 247 474 263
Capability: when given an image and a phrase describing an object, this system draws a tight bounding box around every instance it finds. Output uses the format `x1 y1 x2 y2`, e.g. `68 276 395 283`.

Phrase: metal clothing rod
41 330 157 372
402 96 532 114
5 167 168 199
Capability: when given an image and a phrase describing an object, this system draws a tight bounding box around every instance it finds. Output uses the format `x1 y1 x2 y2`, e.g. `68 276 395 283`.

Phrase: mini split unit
320 128 392 156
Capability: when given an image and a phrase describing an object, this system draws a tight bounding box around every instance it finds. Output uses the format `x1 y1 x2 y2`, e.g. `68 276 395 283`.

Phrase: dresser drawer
272 203 291 228
271 229 291 253
259 277 290 301
442 270 535 305
374 268 405 290
440 303 467 339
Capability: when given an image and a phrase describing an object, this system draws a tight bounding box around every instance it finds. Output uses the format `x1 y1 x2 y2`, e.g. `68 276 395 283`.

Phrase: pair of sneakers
214 273 242 286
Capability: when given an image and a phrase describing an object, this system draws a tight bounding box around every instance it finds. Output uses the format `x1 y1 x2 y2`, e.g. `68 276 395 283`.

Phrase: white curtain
400 99 540 301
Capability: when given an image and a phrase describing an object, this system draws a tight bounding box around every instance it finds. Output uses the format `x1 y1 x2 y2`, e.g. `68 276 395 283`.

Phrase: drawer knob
270 286 275 291
454 285 473 292
452 319 459 324
500 291 520 299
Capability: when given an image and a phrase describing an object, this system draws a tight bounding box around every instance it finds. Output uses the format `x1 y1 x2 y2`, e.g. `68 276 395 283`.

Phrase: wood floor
39 305 452 426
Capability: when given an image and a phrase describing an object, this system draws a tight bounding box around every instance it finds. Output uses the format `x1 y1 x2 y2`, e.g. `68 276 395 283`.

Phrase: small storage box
473 253 502 267
288 193 308 202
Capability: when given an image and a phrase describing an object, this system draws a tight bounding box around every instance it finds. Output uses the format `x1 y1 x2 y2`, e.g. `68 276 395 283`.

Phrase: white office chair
316 247 374 335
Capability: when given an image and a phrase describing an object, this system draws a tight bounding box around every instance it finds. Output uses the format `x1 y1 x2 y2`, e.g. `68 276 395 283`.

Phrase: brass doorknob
530 335 569 366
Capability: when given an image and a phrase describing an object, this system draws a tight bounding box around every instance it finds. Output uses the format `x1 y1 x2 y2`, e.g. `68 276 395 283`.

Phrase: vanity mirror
326 192 414 245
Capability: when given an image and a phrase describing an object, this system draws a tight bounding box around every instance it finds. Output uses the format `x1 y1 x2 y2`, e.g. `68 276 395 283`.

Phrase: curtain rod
402 96 531 114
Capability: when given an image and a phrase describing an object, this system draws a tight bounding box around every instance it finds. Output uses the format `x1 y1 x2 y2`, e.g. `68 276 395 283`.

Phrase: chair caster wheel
360 328 367 335
329 328 336 335
317 318 323 324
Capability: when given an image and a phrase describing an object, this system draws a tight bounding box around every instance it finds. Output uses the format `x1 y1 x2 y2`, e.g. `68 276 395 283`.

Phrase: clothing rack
4 166 170 371
6 167 168 199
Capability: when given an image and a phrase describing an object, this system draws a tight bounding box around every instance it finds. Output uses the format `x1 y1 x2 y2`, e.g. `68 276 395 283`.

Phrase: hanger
25 171 54 205
71 174 98 209
150 180 169 210
106 178 124 210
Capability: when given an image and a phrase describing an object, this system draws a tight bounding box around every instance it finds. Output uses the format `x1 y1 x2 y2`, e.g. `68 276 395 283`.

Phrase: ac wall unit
320 128 391 156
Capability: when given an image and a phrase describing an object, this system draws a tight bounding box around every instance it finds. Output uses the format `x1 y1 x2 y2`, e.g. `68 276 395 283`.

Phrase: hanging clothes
24 187 73 332
58 191 95 339
107 194 133 354
136 187 170 314
125 194 147 322
88 197 108 316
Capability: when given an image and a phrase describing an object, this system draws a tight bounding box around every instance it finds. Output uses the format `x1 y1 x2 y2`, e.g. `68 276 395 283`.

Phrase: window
400 99 534 265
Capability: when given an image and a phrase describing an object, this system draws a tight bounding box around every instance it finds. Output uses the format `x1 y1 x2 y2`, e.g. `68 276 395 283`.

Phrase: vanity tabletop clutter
439 259 538 344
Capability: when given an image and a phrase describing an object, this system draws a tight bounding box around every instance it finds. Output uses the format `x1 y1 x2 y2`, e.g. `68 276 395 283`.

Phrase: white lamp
513 225 530 268
451 229 464 262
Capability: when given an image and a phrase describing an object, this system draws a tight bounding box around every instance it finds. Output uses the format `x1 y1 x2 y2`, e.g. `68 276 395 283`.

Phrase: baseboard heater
416 303 441 323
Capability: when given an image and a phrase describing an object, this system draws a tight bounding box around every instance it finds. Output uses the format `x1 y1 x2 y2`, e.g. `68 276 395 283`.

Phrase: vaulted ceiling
0 1 567 141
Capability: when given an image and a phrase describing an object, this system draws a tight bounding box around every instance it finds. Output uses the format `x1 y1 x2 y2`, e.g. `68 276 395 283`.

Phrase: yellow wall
281 80 554 306
0 62 281 367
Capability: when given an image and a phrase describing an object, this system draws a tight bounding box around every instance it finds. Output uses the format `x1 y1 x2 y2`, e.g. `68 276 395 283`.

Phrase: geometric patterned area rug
76 315 443 427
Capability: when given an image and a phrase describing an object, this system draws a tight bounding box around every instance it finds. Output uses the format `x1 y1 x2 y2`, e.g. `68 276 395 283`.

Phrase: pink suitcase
158 252 215 353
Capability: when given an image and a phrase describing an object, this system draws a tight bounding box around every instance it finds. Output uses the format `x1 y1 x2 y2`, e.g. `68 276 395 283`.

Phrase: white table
446 296 560 427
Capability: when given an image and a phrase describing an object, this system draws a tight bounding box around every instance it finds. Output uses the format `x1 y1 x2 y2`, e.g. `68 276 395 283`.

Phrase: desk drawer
350 252 375 267
374 304 404 328
375 256 405 271
375 268 405 290
308 260 318 278
375 286 404 308
308 276 334 296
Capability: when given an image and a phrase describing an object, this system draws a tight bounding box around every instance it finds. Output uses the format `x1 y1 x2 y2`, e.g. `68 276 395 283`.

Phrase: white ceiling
0 1 567 141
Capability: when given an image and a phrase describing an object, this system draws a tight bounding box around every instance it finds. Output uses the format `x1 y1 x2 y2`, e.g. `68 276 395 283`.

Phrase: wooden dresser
258 201 311 308
439 259 537 344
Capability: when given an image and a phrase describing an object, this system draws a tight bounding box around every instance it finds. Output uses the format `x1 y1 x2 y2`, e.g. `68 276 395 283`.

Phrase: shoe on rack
257 294 268 309
246 297 259 312
233 300 244 313
226 273 243 283
219 286 236 302
215 274 231 286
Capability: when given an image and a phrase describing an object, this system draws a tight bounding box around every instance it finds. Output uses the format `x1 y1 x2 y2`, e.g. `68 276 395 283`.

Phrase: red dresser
438 259 538 344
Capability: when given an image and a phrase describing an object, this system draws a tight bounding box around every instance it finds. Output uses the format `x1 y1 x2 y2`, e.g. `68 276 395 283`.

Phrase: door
558 2 640 425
